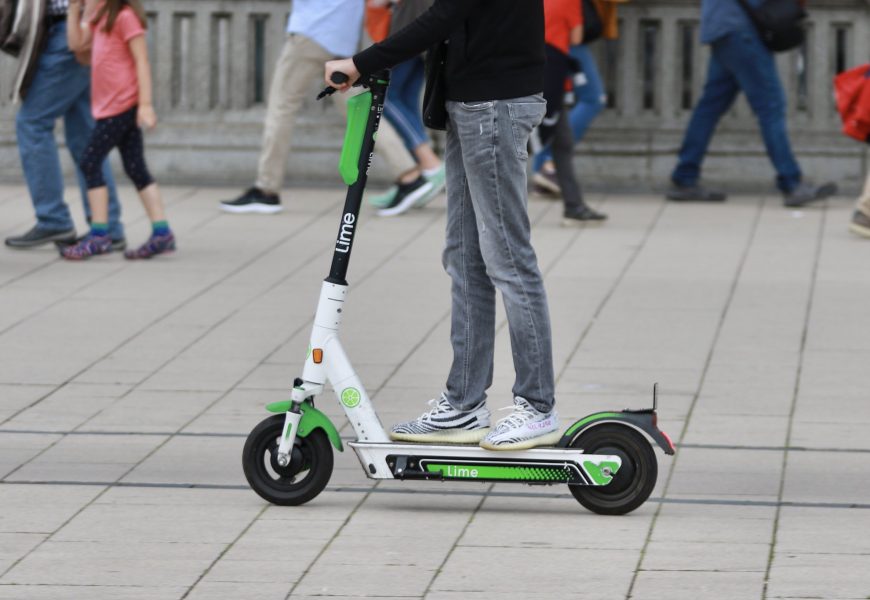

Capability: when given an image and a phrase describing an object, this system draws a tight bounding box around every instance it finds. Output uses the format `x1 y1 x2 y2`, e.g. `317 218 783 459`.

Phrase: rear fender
557 410 675 455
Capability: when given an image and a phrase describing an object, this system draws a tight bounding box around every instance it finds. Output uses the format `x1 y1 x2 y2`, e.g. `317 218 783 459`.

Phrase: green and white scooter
242 71 675 515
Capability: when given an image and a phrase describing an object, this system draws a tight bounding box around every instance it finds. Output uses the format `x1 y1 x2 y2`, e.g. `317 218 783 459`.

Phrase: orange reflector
312 348 323 364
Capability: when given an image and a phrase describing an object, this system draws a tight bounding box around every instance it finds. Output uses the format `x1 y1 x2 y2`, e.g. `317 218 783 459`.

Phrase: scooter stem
325 71 390 286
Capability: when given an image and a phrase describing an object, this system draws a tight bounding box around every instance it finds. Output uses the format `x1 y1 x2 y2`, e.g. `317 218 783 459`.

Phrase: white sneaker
480 396 560 451
390 393 491 443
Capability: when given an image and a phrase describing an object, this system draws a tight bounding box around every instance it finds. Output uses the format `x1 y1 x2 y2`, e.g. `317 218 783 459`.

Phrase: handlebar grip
317 71 354 101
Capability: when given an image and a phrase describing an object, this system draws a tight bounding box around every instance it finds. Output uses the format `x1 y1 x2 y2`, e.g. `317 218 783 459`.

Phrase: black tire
568 424 657 516
242 415 333 506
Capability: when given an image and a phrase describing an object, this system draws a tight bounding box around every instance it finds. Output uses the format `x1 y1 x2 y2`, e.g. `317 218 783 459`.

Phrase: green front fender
265 400 343 452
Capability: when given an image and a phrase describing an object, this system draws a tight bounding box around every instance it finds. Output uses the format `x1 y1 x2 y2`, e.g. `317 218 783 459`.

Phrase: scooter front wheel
568 424 657 515
242 415 333 506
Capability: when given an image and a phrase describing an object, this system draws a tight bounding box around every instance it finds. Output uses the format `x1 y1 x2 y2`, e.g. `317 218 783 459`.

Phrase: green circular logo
340 387 361 408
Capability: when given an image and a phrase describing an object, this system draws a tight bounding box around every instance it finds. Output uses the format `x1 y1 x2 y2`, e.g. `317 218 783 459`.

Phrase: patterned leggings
80 106 154 191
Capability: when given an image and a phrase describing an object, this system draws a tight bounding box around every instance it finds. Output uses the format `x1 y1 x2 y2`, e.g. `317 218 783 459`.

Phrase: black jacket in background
353 0 544 103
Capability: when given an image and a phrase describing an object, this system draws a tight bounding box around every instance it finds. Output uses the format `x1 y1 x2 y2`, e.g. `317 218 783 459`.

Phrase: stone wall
1 0 869 191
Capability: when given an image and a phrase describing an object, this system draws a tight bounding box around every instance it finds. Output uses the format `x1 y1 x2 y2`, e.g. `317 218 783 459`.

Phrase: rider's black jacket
353 0 544 103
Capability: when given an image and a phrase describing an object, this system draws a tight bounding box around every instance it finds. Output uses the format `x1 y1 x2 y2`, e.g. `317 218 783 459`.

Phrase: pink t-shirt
90 6 145 119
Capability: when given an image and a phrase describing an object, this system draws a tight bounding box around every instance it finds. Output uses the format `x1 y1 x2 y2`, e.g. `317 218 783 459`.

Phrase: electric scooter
242 71 675 516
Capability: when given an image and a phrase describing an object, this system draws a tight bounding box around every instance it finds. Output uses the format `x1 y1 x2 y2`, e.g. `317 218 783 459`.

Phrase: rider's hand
324 58 360 92
137 104 157 129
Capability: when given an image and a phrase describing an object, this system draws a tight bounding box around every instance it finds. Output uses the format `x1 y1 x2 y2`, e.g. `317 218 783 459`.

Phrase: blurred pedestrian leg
849 171 870 238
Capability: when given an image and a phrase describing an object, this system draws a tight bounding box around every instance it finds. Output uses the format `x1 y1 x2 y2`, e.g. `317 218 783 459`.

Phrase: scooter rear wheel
242 414 333 506
568 424 657 515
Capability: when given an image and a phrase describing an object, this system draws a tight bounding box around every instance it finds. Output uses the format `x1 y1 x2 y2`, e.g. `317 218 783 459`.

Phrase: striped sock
152 220 170 236
90 222 108 236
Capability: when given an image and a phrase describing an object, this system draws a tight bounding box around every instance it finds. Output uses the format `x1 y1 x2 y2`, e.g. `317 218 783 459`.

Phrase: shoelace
493 402 537 431
419 395 453 420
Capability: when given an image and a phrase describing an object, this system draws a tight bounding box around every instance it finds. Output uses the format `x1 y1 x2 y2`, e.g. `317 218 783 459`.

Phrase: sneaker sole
7 231 77 248
389 427 490 444
220 204 283 214
124 248 176 260
666 193 727 202
479 429 562 451
413 180 445 209
849 222 870 239
532 173 561 195
783 183 839 208
56 239 127 252
561 217 606 227
377 181 434 217
61 248 113 261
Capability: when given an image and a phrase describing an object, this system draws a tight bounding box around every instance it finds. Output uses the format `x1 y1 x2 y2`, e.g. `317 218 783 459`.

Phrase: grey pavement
0 183 869 599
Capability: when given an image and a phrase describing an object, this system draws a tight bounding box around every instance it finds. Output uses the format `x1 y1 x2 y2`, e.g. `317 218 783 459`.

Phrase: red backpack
834 64 870 144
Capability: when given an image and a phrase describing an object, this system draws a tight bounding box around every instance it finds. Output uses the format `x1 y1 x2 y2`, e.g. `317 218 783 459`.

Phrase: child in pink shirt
64 0 175 260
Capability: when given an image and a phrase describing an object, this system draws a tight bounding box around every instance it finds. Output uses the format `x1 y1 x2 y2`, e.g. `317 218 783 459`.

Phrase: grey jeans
443 95 555 413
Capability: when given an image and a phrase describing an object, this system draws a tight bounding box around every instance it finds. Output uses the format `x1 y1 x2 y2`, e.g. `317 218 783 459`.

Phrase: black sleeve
353 0 478 75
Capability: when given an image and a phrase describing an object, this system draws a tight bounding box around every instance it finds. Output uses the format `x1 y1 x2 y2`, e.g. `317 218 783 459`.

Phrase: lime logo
340 387 361 408
284 423 293 439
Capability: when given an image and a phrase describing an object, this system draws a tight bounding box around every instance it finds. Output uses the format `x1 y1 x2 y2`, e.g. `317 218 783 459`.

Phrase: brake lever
317 72 350 101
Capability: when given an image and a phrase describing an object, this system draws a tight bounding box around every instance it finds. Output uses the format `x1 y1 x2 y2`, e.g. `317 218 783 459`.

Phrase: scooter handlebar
317 72 352 101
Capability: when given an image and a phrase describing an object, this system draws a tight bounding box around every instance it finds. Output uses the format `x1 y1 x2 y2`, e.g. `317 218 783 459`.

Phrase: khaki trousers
856 170 870 218
256 34 416 193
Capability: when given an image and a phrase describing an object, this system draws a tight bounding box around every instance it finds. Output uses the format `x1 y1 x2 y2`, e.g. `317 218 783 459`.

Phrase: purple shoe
124 232 176 259
60 234 112 260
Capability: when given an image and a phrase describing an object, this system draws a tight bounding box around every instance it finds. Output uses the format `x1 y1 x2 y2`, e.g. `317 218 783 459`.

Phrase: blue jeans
383 57 428 154
533 44 605 172
671 30 801 193
15 21 124 238
443 95 554 413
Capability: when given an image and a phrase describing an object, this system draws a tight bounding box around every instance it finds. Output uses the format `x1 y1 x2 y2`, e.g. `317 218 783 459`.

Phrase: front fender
557 410 675 455
266 401 343 452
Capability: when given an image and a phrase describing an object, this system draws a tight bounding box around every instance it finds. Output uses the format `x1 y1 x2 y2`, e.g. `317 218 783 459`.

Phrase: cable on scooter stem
317 72 351 100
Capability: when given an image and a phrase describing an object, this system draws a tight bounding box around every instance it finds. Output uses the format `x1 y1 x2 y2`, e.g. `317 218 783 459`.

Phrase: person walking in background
1 0 126 250
538 0 607 224
531 0 617 198
849 172 870 238
365 0 445 217
667 0 837 207
221 0 416 215
326 0 562 451
62 0 174 260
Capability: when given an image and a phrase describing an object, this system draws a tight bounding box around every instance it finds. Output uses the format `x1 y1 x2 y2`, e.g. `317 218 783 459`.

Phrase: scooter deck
349 441 621 486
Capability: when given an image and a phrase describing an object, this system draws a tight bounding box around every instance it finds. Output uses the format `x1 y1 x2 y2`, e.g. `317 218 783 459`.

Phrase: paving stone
640 540 769 572
84 390 220 432
0 432 61 479
51 501 258 545
651 502 775 545
665 448 783 498
0 385 53 424
0 484 102 534
775 507 870 554
186 581 292 600
7 433 167 485
765 553 870 599
629 570 766 600
781 451 870 505
3 383 132 431
433 546 637 596
0 584 188 599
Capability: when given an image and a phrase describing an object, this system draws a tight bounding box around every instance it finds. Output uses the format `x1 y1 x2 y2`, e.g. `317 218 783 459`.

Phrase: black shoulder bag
735 0 807 53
